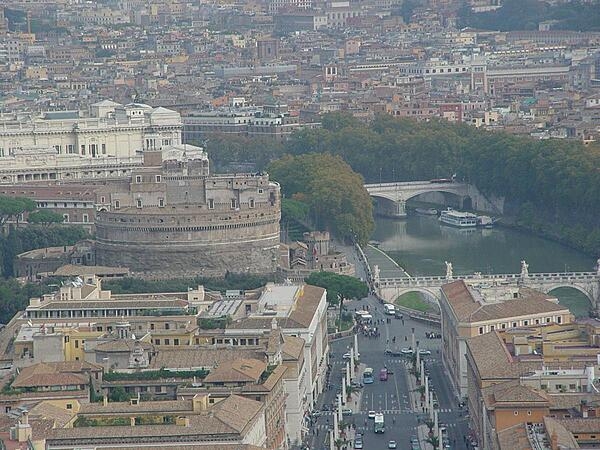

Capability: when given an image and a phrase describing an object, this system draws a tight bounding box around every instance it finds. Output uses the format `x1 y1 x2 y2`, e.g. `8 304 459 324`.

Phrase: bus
374 413 385 433
355 310 373 323
363 367 374 384
384 304 396 316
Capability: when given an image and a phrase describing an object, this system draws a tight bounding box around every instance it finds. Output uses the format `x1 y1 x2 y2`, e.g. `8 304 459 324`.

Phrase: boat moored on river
439 208 478 228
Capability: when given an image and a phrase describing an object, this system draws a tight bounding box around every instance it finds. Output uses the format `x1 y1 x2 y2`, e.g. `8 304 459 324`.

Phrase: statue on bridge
445 261 453 280
520 260 529 278
373 264 380 285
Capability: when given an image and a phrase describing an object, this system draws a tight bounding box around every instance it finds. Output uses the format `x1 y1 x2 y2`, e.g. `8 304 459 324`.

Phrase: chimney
192 394 210 412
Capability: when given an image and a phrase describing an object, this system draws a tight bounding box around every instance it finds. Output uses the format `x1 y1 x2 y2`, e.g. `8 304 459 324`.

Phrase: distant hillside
459 0 600 32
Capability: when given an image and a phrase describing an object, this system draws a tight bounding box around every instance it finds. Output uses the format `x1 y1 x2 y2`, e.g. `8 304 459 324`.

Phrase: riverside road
308 293 470 450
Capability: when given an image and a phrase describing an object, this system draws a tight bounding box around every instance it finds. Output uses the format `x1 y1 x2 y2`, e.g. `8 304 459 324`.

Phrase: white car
367 410 376 419
343 352 359 359
388 441 398 449
401 348 414 355
418 349 432 355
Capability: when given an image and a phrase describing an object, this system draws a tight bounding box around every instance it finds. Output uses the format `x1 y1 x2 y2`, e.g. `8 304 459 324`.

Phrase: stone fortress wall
94 147 281 278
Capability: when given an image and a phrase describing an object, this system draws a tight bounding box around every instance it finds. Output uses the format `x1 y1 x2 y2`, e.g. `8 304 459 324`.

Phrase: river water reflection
371 215 596 317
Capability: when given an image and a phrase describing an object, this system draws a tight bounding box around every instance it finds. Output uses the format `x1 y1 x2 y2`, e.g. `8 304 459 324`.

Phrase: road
308 295 470 450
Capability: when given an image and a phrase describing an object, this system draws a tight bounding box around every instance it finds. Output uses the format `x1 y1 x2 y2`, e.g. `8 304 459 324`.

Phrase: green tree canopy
306 271 368 304
0 196 36 225
27 210 65 226
268 154 374 244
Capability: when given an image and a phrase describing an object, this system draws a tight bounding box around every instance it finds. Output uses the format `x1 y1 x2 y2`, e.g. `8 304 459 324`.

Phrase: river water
371 215 597 317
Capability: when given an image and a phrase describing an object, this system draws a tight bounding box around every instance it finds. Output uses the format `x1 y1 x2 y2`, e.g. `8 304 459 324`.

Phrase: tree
108 386 130 402
0 196 36 226
27 210 65 226
425 436 439 448
305 272 368 304
268 154 374 244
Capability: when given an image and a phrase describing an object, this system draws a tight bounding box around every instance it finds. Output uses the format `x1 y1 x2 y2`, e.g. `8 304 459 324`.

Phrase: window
249 198 255 208
501 323 506 329
81 144 86 155
115 200 120 209
546 318 551 323
478 327 484 335
159 198 164 207
136 198 142 208
569 384 576 390
174 338 179 346
150 324 155 330
82 214 89 223
136 175 142 183
154 339 160 345
63 214 69 222
155 175 162 183
208 199 214 209
512 322 517 327
523 320 529 326
231 198 237 209
100 196 105 203
490 325 495 331
75 340 79 349
514 411 518 416
557 316 562 324
527 411 532 416
165 323 170 330
102 143 106 154
258 189 263 194
164 339 170 345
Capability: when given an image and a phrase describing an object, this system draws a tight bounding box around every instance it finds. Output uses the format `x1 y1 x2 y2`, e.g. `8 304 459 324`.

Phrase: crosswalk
320 408 453 415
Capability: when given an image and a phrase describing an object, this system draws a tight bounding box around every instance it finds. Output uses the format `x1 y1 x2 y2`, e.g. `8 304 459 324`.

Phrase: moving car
401 348 414 355
419 349 432 355
354 439 363 449
342 408 353 416
379 368 388 381
367 410 376 419
388 440 397 449
384 349 403 357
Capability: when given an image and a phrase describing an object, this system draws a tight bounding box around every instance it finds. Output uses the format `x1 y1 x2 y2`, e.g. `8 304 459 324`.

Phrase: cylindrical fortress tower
94 147 280 278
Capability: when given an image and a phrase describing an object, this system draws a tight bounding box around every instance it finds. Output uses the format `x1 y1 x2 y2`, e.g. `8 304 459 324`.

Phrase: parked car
418 349 432 355
342 408 353 416
354 439 363 449
384 349 403 357
401 348 414 355
368 410 376 419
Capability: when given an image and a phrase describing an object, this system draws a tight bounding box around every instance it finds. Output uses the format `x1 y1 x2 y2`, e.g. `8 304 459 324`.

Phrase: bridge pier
373 198 407 218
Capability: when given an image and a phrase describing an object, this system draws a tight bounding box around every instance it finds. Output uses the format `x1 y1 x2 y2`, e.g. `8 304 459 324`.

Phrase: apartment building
440 279 572 398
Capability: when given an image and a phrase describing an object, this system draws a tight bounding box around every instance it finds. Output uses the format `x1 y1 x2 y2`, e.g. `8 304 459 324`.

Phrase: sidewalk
403 359 435 450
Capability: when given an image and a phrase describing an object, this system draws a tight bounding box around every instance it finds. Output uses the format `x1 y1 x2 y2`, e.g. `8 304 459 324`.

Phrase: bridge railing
378 272 598 286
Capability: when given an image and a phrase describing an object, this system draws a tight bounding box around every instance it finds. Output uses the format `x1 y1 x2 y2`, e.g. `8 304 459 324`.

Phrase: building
440 279 572 398
43 394 267 449
94 147 281 278
0 101 182 184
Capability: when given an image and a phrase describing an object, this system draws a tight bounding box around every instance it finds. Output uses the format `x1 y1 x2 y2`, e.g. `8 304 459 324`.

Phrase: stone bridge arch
379 285 442 304
370 194 406 218
542 282 596 307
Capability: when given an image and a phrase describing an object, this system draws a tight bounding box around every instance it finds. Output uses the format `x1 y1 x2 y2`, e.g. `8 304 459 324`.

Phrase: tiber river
371 214 597 317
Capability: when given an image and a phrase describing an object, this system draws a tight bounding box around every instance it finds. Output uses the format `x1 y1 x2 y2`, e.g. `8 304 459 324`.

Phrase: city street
308 292 470 450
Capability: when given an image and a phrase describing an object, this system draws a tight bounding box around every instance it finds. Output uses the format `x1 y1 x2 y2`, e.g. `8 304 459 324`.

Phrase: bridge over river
372 259 600 310
365 181 504 218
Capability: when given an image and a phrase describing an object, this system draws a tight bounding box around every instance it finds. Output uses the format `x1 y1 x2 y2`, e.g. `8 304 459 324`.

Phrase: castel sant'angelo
94 147 281 278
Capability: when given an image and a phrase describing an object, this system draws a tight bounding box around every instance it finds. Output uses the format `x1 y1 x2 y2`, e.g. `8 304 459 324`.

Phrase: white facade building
0 101 182 184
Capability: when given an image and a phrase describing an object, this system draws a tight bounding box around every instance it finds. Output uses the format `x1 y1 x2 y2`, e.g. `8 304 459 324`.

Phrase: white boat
477 215 494 228
439 208 478 228
415 208 438 216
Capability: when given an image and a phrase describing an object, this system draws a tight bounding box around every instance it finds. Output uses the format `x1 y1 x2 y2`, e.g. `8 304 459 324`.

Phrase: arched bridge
374 263 600 311
365 181 504 218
